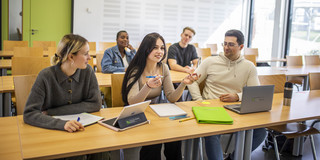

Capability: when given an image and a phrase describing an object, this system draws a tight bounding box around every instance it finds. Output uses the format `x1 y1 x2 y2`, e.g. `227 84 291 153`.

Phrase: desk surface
0 59 12 69
257 65 320 76
16 90 320 160
0 117 22 160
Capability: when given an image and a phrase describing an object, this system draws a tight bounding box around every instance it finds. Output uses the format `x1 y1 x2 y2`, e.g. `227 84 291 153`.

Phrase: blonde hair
51 34 88 65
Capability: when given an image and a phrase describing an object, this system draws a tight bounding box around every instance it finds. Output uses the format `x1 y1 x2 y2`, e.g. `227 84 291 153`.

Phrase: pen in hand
77 117 80 122
146 76 164 78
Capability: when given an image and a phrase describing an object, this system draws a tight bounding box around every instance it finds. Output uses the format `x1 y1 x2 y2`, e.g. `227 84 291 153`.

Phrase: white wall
73 0 243 49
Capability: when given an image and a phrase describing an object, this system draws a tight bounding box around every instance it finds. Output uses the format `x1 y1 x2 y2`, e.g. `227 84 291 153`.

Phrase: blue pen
77 117 80 122
146 76 164 78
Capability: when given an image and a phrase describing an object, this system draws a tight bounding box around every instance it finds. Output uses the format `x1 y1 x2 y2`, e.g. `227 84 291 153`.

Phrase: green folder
192 106 233 124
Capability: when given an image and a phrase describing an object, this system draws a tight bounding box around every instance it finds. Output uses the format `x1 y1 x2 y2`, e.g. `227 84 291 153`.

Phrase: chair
244 48 259 57
11 57 51 75
88 58 94 69
111 73 125 107
305 55 320 65
3 40 28 51
32 41 56 51
258 74 286 93
47 47 57 58
196 48 211 60
286 56 304 90
88 42 96 51
13 47 43 57
244 55 257 66
96 53 104 72
98 42 116 52
206 43 218 55
191 43 199 48
309 72 320 90
13 75 37 115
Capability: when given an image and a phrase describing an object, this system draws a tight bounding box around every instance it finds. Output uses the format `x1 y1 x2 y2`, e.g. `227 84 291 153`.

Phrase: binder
192 106 233 124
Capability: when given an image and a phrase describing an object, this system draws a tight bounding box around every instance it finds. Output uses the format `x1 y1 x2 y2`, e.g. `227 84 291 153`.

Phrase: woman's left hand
182 73 200 84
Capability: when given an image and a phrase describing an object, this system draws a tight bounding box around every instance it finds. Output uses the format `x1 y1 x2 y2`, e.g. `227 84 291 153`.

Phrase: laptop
224 85 274 114
98 100 151 131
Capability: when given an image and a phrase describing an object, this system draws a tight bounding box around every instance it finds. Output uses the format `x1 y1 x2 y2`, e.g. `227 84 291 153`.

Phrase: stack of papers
149 103 187 117
53 113 104 126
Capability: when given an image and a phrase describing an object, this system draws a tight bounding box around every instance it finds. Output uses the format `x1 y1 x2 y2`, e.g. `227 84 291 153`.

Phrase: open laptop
224 85 274 114
99 100 151 131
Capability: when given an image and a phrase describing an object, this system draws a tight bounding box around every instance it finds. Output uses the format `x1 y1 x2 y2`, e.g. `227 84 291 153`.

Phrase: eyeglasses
221 42 238 47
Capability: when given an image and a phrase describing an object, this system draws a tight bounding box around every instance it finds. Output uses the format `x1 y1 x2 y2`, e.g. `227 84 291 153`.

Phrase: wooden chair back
258 74 286 93
88 42 96 51
96 53 104 72
13 47 43 57
12 57 51 75
111 73 125 107
304 55 320 65
286 55 303 66
196 48 211 60
47 47 57 58
191 43 199 48
309 72 320 90
88 58 94 69
13 75 37 115
32 41 56 51
98 42 116 51
206 43 218 55
3 40 28 51
244 55 257 66
244 48 259 57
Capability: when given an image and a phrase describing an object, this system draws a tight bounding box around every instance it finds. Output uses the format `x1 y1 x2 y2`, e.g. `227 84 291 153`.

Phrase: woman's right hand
64 120 84 133
146 75 162 88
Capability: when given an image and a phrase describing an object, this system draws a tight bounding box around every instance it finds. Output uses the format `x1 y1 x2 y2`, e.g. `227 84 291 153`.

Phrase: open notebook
149 103 187 117
53 113 103 126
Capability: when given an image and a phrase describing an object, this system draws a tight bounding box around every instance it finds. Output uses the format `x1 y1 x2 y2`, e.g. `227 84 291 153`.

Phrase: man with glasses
187 29 266 160
167 27 198 74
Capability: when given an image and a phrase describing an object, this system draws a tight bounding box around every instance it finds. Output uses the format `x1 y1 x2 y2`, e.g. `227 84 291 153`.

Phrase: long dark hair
122 32 166 105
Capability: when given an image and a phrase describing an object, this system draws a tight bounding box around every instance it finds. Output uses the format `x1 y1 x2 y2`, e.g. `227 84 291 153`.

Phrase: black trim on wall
1 0 2 49
247 0 255 48
71 0 74 33
284 0 293 59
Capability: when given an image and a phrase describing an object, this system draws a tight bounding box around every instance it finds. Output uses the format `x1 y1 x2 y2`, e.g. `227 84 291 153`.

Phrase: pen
179 117 195 123
146 76 164 78
77 117 80 122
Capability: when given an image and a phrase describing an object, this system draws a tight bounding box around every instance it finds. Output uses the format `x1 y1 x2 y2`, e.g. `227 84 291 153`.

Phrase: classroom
1 0 320 160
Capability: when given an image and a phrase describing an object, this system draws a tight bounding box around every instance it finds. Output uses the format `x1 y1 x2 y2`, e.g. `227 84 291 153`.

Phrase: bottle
283 82 293 106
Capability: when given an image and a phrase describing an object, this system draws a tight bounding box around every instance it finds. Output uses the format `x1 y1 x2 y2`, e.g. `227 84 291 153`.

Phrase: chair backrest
3 40 28 51
309 72 320 90
304 55 320 65
47 47 57 58
244 48 259 57
206 43 218 55
13 75 37 115
88 58 94 69
258 74 286 93
111 73 125 107
88 42 96 51
196 48 211 60
13 47 43 57
12 57 51 75
191 43 199 48
96 53 104 72
244 55 257 66
98 42 116 51
286 55 303 66
32 41 56 51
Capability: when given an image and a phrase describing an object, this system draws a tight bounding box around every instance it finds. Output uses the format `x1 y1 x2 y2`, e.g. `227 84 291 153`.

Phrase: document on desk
53 113 104 126
149 103 187 117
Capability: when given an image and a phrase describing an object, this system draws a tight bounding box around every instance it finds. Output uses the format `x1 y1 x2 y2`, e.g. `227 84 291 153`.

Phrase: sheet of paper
149 103 187 117
53 113 103 126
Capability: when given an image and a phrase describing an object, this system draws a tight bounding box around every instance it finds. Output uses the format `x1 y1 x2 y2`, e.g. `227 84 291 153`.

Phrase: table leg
234 131 245 160
3 92 12 116
303 76 309 91
244 130 253 160
0 93 3 117
184 139 193 160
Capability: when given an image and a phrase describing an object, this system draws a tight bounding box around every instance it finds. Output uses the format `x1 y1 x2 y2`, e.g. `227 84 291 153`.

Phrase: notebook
224 85 274 114
149 103 187 117
53 113 103 126
192 106 233 124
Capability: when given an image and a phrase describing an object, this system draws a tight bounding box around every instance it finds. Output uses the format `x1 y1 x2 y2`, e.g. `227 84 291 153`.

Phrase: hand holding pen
63 117 84 133
182 73 201 85
146 75 163 88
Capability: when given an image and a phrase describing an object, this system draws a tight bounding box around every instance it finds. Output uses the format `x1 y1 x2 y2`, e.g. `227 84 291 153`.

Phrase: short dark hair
225 29 244 45
182 27 196 35
116 30 127 39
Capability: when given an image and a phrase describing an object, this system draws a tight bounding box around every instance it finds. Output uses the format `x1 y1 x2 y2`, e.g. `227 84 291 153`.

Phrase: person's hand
64 120 85 133
182 73 201 84
219 94 239 102
127 44 134 50
146 75 162 88
42 110 48 115
184 66 195 74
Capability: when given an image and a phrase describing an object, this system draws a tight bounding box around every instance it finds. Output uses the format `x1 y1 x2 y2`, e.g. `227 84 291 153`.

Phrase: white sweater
187 53 260 101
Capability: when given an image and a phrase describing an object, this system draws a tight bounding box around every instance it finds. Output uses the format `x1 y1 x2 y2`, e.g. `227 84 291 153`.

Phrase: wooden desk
0 116 22 160
256 58 286 63
15 91 320 160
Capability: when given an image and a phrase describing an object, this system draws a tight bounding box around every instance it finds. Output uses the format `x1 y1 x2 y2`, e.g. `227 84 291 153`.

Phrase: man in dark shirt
167 27 198 74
